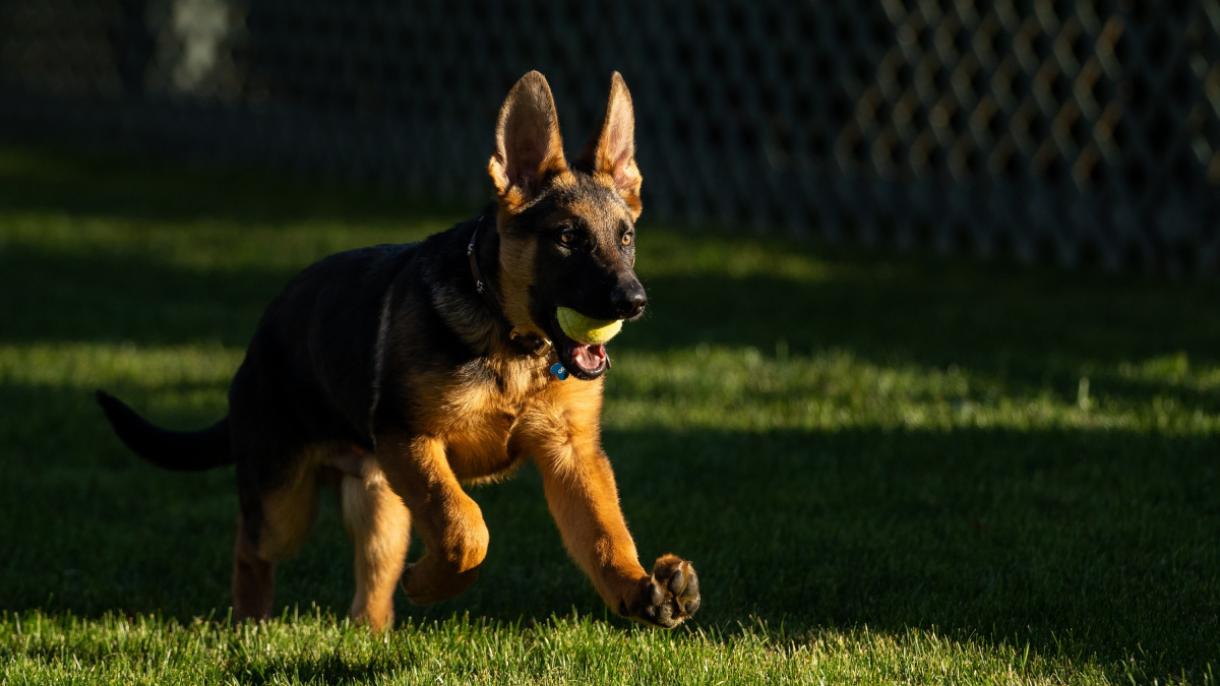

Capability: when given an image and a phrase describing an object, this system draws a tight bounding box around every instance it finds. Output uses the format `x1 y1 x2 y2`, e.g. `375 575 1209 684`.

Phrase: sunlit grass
1 147 1217 684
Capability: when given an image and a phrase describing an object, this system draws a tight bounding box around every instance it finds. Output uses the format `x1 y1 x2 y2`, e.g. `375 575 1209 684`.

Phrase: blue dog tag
549 362 569 380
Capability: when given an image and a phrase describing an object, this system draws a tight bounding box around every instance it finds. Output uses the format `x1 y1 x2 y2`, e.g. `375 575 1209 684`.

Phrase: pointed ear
582 71 643 219
488 71 568 211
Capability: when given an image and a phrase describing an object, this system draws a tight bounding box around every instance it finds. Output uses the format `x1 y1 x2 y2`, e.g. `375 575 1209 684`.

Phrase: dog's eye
556 226 579 248
620 231 633 247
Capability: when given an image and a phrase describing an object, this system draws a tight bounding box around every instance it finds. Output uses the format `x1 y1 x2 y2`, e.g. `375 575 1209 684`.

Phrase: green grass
1 146 1218 684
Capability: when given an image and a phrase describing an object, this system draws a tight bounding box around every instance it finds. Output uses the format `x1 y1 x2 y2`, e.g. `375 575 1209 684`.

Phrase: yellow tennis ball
556 307 623 345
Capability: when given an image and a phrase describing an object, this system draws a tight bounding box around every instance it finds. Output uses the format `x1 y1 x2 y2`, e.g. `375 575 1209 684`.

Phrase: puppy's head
488 71 645 380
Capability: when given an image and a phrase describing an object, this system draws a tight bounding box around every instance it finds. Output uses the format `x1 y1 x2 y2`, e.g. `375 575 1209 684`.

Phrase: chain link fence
2 1 1218 274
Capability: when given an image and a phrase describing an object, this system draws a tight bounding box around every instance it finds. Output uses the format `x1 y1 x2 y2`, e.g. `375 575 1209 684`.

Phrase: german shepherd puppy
97 71 700 630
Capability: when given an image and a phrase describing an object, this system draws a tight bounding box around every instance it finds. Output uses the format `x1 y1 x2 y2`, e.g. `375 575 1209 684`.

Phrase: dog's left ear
489 71 569 212
580 71 643 220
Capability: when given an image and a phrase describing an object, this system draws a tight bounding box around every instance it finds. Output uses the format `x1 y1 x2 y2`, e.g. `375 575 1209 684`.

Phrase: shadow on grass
230 652 393 686
5 236 1220 411
0 242 288 347
2 378 1216 680
0 145 448 227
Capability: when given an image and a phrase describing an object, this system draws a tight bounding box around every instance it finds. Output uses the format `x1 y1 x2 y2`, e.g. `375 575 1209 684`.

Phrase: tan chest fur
407 353 603 483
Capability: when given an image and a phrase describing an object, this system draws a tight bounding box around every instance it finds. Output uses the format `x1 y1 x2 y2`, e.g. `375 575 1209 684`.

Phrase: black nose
611 278 647 319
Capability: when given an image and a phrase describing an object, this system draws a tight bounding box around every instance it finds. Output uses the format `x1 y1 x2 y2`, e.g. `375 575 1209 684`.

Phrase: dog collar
466 216 491 300
466 216 549 357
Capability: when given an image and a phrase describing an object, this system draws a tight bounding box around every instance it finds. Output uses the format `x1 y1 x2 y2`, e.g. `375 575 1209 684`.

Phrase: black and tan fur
97 71 700 631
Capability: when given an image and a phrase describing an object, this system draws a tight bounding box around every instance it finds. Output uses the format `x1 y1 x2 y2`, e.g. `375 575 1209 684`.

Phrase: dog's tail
95 390 233 471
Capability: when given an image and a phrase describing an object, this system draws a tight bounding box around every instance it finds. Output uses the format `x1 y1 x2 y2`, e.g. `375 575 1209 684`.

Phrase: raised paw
623 554 701 628
400 556 481 605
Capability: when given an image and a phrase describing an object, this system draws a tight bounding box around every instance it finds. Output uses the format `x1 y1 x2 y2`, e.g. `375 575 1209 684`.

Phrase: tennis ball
556 307 623 345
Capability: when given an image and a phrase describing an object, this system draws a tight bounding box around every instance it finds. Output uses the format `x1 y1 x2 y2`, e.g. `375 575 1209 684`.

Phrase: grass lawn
0 146 1218 685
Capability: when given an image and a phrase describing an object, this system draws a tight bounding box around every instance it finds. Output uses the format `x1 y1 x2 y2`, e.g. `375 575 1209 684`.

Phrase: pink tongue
571 343 607 372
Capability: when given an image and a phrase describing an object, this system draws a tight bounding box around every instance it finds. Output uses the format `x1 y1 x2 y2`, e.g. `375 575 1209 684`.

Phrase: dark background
2 0 1218 274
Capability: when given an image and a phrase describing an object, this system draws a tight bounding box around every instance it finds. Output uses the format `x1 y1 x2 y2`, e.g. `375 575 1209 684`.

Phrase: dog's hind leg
232 514 275 621
231 456 321 623
340 466 410 631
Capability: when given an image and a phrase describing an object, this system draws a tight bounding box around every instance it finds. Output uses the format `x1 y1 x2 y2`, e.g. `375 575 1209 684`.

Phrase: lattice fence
2 1 1219 273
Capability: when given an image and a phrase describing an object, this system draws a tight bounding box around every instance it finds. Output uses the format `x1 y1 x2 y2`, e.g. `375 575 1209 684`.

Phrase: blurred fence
2 1 1219 274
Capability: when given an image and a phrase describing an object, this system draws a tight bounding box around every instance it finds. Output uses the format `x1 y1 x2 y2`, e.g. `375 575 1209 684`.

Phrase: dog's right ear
581 72 642 220
488 71 568 212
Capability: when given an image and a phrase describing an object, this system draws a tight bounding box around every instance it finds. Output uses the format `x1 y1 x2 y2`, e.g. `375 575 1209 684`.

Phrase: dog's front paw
623 554 701 628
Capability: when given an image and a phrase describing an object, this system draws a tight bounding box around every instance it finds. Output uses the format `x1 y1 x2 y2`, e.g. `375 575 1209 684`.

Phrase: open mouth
550 316 611 380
